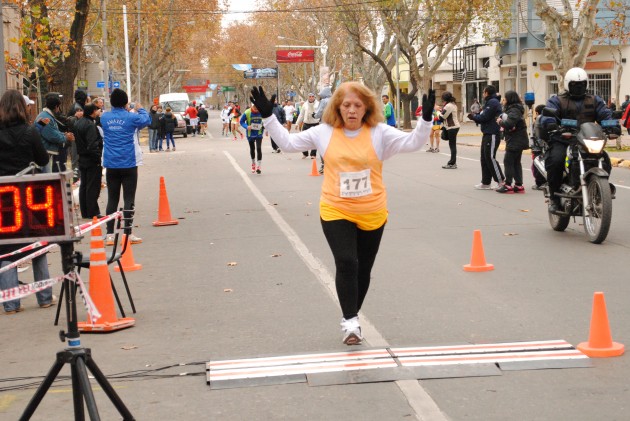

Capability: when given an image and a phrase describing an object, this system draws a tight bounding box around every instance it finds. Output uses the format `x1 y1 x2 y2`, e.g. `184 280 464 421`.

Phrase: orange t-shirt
320 126 387 229
186 106 198 119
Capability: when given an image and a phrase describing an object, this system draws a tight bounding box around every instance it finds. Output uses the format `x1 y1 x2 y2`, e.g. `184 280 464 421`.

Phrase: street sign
287 90 296 98
222 86 236 92
96 81 105 88
113 81 121 88
77 80 88 88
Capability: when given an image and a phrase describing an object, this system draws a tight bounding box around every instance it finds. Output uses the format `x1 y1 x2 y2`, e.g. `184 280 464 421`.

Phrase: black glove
421 89 436 122
250 86 276 118
467 113 475 121
311 112 316 119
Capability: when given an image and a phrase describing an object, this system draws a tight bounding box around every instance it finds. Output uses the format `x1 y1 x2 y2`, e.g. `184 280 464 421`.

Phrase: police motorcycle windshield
577 122 604 142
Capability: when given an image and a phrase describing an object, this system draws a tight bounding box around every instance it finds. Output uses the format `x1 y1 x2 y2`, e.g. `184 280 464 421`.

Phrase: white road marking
224 150 448 421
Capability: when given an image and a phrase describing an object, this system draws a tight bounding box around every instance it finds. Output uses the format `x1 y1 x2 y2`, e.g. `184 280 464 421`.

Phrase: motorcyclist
542 67 619 213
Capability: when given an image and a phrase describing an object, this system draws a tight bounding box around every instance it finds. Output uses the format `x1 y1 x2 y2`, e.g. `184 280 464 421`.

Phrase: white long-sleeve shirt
262 115 432 160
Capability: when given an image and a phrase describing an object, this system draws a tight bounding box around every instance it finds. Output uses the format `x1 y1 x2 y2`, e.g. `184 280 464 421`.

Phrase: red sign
183 85 208 93
276 49 314 63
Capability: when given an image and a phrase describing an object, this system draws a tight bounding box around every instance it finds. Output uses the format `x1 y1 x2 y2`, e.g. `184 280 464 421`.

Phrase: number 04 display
0 172 75 245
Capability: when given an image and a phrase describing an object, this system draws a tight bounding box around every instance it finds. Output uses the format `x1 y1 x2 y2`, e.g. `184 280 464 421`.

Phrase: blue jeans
148 128 158 151
1 255 53 312
165 132 175 149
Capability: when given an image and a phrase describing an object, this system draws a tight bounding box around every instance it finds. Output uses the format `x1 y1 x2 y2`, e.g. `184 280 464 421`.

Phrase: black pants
503 149 524 186
480 133 504 184
105 167 138 234
446 128 459 165
79 164 102 218
302 123 318 157
321 218 385 319
545 142 567 200
270 138 280 151
248 138 263 161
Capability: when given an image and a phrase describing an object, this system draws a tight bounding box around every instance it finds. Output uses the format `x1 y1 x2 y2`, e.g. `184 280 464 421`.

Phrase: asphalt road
2 110 630 420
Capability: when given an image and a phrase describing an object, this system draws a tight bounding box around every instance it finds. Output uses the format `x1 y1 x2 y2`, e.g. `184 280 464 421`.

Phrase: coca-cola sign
276 49 315 63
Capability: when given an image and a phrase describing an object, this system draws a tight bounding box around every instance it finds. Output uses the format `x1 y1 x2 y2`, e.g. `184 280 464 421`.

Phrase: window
548 75 559 96
588 73 612 101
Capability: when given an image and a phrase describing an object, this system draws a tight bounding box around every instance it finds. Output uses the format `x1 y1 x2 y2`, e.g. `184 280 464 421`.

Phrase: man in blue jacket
100 88 151 243
468 85 505 189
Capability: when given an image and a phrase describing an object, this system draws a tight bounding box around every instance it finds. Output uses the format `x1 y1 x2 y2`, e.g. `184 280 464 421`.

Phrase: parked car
159 92 189 137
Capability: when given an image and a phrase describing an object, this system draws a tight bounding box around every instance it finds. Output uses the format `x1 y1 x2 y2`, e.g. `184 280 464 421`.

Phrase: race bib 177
339 169 372 198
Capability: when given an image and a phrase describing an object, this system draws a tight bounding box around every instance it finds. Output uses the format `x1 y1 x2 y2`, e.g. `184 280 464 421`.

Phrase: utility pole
516 0 521 94
123 5 131 99
137 0 141 102
101 0 110 108
0 4 7 94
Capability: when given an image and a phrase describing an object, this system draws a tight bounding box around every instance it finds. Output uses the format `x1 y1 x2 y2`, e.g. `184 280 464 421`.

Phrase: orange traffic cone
153 176 178 226
463 230 494 272
309 159 320 177
577 292 624 357
114 234 142 272
78 218 135 332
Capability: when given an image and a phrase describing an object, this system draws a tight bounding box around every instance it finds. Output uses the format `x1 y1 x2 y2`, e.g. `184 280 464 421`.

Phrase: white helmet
564 67 588 97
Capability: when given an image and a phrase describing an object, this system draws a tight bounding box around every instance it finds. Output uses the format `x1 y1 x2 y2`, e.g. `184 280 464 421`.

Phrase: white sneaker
474 183 493 190
105 234 115 245
129 234 142 244
340 317 362 345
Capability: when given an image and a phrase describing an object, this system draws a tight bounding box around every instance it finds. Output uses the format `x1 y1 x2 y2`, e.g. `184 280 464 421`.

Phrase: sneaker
165 148 170 152
129 234 143 244
105 234 115 246
251 164 256 174
442 164 457 169
496 183 514 194
39 295 58 309
426 148 434 153
277 149 281 153
302 155 307 159
341 317 362 345
311 156 316 159
4 305 25 315
256 166 261 175
172 147 176 151
434 148 439 153
474 183 493 190
513 185 525 194
531 184 544 191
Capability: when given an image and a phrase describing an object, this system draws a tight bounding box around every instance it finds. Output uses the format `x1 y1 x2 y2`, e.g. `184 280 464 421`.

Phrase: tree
533 0 602 89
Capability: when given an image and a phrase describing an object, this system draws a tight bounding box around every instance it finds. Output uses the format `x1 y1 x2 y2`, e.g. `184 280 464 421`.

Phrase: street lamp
252 56 279 99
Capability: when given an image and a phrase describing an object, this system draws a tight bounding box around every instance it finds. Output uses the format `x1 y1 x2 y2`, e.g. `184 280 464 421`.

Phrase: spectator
270 98 286 152
620 95 630 112
382 94 396 127
251 83 434 345
100 88 151 244
439 91 460 169
35 92 75 173
0 90 55 314
74 103 104 218
156 105 165 150
314 86 333 174
468 85 505 190
67 89 88 180
530 104 547 190
495 90 529 193
148 105 160 152
297 93 320 159
160 107 177 151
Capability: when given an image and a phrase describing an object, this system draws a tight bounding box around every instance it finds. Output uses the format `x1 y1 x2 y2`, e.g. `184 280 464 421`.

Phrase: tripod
20 242 135 421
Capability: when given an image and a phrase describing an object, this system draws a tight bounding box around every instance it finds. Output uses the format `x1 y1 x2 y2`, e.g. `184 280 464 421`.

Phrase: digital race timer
0 172 75 245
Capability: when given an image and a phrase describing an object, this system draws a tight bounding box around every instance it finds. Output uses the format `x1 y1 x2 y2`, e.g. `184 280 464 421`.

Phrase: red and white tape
72 271 101 323
0 241 49 260
0 244 59 275
75 211 122 236
0 274 65 303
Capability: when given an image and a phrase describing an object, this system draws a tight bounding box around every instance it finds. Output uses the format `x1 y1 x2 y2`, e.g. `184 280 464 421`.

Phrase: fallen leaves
503 232 519 236
121 345 138 350
223 288 233 293
227 262 237 266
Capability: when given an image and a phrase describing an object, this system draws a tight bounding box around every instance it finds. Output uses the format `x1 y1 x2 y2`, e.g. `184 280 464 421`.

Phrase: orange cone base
114 263 142 272
577 341 624 358
152 220 178 226
78 317 136 333
309 160 320 176
463 263 494 272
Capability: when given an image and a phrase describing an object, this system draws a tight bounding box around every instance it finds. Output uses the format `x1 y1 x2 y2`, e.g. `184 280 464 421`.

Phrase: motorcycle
533 109 620 244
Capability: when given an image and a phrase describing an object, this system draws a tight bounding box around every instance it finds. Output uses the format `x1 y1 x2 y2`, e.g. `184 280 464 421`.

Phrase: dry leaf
271 253 281 257
227 262 237 266
520 209 529 212
306 201 312 205
121 345 138 350
503 232 518 236
224 288 233 293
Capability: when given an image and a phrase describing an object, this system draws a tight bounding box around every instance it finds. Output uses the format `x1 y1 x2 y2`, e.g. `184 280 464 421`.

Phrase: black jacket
160 112 176 133
0 122 49 176
197 108 208 122
471 94 502 135
149 110 160 130
499 103 529 151
74 115 103 166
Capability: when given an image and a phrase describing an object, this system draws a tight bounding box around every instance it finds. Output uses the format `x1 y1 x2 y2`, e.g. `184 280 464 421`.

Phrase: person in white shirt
283 101 296 132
